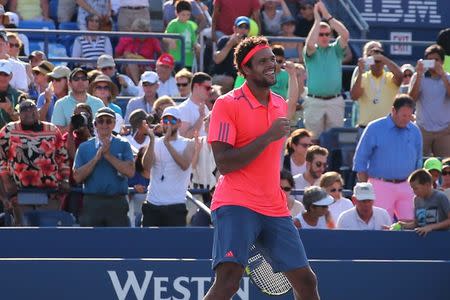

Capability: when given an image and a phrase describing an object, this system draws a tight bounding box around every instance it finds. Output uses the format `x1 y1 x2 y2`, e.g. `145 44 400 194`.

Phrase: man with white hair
337 182 391 230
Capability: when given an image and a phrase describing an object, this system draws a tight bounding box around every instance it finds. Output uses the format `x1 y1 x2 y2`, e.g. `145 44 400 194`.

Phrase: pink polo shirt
208 82 290 217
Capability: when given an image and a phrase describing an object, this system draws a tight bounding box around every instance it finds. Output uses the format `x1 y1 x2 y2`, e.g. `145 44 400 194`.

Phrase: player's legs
260 216 320 300
204 206 262 300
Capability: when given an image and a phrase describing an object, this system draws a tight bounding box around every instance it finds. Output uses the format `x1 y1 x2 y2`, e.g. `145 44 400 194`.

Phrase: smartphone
422 59 435 69
364 56 375 66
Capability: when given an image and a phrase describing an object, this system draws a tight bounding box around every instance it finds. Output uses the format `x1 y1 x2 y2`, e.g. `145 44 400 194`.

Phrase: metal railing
7 28 186 67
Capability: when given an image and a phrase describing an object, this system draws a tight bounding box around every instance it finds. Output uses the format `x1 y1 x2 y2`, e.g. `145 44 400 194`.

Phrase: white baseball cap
0 59 12 75
5 12 19 27
353 182 376 200
140 71 159 84
161 106 181 120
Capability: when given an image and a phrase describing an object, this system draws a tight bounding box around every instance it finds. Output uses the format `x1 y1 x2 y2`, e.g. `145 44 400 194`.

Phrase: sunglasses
177 82 189 87
442 171 450 176
281 186 292 192
9 43 20 48
330 188 343 193
238 24 249 30
319 32 331 37
298 143 313 148
96 118 114 125
314 161 327 168
372 49 384 54
199 84 213 91
162 117 177 125
71 76 88 82
142 82 156 87
95 85 110 91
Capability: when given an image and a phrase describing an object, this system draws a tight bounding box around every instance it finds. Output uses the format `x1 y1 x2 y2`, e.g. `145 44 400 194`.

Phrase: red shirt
115 37 162 60
213 0 260 35
208 82 290 217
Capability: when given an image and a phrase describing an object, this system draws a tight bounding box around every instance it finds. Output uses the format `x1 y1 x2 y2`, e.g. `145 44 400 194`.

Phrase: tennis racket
245 243 292 296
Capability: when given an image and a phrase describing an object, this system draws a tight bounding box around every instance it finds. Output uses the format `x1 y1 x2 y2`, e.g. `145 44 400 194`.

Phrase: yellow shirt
354 70 399 126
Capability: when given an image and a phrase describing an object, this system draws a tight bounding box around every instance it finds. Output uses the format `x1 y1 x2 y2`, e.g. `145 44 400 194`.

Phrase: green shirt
233 70 289 99
165 19 197 67
304 37 345 96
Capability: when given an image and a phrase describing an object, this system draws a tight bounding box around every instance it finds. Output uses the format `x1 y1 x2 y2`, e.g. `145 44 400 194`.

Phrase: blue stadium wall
1 228 450 300
352 0 450 63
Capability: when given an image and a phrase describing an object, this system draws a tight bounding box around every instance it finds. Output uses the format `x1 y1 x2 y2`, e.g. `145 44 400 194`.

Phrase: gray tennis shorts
211 205 309 273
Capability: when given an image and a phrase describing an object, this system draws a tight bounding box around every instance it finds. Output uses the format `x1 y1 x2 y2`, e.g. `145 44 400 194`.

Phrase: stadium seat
319 127 359 189
19 20 57 42
23 210 76 227
58 22 78 54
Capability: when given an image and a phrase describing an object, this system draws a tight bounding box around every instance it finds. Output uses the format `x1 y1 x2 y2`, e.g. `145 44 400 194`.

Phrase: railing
7 28 186 67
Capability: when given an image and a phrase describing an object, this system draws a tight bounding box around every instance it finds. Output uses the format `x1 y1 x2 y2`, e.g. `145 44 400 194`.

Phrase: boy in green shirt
164 0 199 70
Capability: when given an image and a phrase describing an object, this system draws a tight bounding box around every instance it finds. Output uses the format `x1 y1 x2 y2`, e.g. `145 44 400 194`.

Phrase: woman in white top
293 186 334 229
283 128 313 177
319 171 354 224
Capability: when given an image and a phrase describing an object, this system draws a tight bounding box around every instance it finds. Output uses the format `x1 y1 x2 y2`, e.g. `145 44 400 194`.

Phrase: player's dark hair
234 36 270 77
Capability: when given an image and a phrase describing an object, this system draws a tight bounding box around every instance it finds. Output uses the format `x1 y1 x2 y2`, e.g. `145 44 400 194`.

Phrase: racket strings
247 249 292 295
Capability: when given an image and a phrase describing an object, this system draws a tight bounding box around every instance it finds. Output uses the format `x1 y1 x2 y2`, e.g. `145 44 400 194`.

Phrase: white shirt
328 197 354 224
295 213 328 229
157 77 178 98
337 206 392 230
146 136 192 205
293 173 318 201
9 58 28 92
124 134 150 155
177 97 210 136
290 157 306 177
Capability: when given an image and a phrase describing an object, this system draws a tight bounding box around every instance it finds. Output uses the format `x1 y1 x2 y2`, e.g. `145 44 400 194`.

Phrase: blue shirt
51 92 104 127
353 114 422 180
36 93 57 122
74 136 134 195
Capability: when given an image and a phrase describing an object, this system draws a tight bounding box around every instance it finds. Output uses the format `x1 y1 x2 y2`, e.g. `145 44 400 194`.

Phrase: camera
70 113 88 130
364 56 375 66
422 59 435 69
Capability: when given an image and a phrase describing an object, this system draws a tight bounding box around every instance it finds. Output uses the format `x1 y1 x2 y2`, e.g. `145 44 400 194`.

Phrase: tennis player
204 36 320 299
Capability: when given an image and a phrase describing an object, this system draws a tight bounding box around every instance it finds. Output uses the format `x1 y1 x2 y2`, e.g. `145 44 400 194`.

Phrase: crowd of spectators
0 0 448 234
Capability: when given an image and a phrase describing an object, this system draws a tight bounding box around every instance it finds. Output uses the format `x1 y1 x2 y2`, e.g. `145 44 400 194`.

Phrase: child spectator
400 169 450 236
293 186 334 229
164 0 199 71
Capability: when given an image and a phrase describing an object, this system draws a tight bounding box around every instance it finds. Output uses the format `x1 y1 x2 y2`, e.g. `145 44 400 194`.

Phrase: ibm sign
360 0 441 24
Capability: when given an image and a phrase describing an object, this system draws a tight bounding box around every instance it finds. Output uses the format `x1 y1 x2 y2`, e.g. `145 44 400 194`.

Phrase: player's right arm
211 118 289 175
